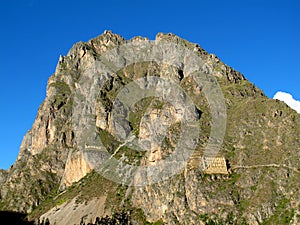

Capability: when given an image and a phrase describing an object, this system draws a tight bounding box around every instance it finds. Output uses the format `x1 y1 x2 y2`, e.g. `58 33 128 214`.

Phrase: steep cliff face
0 170 7 186
0 31 299 225
0 31 125 212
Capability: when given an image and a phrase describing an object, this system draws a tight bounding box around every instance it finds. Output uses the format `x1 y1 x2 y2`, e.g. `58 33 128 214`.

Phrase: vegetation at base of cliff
29 171 117 220
30 170 165 225
0 146 63 213
37 209 164 225
28 165 299 224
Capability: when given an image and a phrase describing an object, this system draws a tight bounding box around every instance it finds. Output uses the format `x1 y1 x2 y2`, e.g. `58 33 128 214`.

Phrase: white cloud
273 91 300 113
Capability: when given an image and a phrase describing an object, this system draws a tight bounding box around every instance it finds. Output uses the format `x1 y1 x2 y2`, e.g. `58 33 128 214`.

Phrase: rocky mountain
0 31 299 225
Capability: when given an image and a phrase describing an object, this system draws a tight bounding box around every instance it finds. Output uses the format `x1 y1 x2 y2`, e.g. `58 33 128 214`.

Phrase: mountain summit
0 31 299 225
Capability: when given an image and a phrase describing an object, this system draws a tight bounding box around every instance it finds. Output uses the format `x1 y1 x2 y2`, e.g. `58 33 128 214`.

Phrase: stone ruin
202 156 228 174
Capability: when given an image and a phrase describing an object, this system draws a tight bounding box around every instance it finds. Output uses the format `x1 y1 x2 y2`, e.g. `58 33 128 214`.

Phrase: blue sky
0 0 299 169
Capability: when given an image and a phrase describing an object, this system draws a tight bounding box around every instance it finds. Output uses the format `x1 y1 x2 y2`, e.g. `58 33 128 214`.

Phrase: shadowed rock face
0 211 34 225
0 31 299 225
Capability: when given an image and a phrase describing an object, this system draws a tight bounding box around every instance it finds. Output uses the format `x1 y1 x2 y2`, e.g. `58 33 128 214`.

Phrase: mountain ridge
0 31 299 225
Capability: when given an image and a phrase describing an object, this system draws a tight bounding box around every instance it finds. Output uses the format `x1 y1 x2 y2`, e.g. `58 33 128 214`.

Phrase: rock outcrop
0 31 299 225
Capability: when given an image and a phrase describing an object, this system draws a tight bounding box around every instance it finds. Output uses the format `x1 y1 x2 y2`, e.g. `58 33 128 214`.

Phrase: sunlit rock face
0 31 299 225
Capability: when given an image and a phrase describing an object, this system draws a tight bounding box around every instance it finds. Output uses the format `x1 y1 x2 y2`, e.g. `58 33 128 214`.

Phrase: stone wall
202 156 228 174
